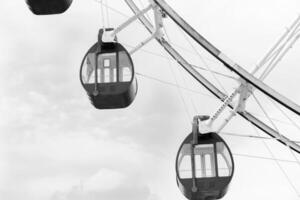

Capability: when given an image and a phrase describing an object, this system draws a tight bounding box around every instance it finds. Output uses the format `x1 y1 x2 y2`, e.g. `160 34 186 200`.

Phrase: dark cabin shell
26 0 73 15
80 30 137 109
176 132 234 200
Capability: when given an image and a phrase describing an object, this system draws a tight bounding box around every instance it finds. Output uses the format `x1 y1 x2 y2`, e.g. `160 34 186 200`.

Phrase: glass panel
194 144 216 178
113 68 117 82
195 155 202 178
178 144 192 179
81 53 96 84
205 154 212 177
96 68 100 83
97 53 117 83
104 68 110 83
216 142 233 177
118 51 133 82
104 58 110 67
179 155 192 179
122 67 131 82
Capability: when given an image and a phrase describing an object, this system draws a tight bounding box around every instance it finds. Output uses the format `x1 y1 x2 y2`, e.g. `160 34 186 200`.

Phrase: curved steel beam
124 0 300 153
153 0 300 116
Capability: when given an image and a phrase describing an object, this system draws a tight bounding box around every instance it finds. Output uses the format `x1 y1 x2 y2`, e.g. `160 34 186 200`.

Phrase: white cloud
2 0 300 200
84 169 124 191
49 168 157 200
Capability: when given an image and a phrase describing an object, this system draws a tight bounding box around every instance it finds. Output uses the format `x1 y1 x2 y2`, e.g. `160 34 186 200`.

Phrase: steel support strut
152 0 300 116
124 0 300 153
109 1 164 55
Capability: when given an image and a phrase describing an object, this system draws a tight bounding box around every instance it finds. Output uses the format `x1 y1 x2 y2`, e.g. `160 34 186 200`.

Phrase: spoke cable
233 152 300 164
92 3 300 193
137 68 300 129
269 98 300 169
96 1 237 81
163 26 199 115
271 99 300 134
253 94 300 197
220 131 300 143
105 0 110 27
178 26 229 94
99 0 106 30
163 37 192 122
136 72 214 98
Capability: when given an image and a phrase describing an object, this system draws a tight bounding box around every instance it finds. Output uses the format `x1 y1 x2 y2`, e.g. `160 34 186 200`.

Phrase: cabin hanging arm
129 4 165 54
111 4 153 37
108 1 164 55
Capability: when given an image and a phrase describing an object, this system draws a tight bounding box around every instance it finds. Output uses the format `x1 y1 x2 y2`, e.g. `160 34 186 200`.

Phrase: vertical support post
100 58 105 83
214 143 219 177
117 50 121 82
201 154 206 177
190 144 197 192
210 153 216 177
191 116 198 192
109 65 114 82
94 54 99 95
192 116 199 145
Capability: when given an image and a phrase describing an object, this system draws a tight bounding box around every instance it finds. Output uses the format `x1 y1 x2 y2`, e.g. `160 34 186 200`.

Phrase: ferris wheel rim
153 0 300 116
124 0 300 154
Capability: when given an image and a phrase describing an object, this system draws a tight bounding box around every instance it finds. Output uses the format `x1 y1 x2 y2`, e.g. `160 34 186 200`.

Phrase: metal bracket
110 4 153 38
208 90 239 127
129 3 164 54
192 115 210 142
208 78 253 133
235 79 253 112
124 0 300 153
104 1 164 55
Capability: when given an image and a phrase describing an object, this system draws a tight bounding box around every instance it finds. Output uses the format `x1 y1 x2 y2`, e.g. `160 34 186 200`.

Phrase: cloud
2 1 300 200
1 132 168 200
84 169 125 191
50 168 157 200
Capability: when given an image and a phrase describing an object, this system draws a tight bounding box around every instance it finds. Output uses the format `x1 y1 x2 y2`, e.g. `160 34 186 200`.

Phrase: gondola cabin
26 0 73 15
176 117 234 200
80 29 137 109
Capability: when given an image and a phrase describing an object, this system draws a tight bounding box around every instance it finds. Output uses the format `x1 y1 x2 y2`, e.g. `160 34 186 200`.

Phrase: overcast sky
1 0 300 200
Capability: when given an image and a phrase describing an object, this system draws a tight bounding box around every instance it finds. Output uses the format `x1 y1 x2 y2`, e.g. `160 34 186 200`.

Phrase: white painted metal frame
111 4 153 37
153 0 300 116
210 15 300 133
253 15 300 79
109 2 165 55
129 4 164 54
123 0 300 153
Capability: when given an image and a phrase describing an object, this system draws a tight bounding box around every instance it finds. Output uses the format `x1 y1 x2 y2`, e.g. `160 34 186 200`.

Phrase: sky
1 0 300 200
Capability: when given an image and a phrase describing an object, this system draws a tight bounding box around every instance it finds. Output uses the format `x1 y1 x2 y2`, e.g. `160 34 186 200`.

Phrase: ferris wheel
25 0 300 199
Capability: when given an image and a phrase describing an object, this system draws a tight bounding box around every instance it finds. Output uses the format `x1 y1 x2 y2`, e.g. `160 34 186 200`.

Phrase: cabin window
104 58 110 67
178 144 192 179
118 51 133 82
216 142 232 177
194 144 216 178
97 53 117 83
